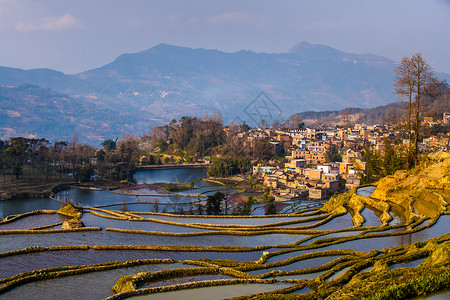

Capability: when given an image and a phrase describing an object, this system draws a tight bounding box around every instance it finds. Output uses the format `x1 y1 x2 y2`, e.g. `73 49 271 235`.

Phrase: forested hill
297 83 450 127
1 42 450 144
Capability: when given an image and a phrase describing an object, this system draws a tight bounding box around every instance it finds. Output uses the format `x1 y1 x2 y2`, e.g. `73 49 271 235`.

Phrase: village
228 112 450 201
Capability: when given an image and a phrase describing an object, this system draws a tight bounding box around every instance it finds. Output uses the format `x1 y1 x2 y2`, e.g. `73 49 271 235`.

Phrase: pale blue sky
0 0 449 74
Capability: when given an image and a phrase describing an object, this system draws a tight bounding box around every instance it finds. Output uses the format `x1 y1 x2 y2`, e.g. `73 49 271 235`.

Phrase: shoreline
0 181 127 201
1 164 210 201
135 163 210 170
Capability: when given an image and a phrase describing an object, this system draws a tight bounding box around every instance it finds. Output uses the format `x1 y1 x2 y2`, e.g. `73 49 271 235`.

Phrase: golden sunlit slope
371 151 450 214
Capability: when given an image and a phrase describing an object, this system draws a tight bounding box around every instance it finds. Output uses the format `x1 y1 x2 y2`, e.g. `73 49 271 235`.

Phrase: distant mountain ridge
1 42 449 144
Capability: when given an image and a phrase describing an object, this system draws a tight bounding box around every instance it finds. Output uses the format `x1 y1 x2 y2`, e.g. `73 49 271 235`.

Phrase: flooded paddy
0 213 67 230
0 197 61 219
390 258 425 269
0 230 307 253
2 263 191 300
132 283 293 300
140 214 316 226
0 168 448 299
356 186 376 198
80 213 212 233
249 255 342 275
359 207 383 227
276 270 327 280
308 213 354 231
142 274 233 288
0 250 263 280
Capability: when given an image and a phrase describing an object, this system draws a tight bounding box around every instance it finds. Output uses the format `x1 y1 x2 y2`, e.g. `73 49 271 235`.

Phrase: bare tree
271 119 280 129
287 114 304 129
259 119 268 129
394 53 438 167
340 108 351 128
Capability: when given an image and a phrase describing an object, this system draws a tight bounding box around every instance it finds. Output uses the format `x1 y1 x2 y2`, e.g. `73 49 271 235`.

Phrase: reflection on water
133 283 293 300
0 197 61 219
389 203 407 225
0 250 263 280
390 258 425 269
142 215 311 226
309 214 354 231
143 274 232 288
413 199 439 218
133 168 207 184
2 263 190 300
0 230 307 253
327 266 349 281
0 214 67 230
289 287 311 294
249 255 341 275
265 215 450 264
356 186 376 198
81 213 211 233
412 290 450 300
276 270 326 280
55 188 137 207
360 207 382 227
0 167 448 299
324 215 450 252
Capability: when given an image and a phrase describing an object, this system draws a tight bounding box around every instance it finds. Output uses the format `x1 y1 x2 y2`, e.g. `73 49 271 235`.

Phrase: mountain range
1 41 449 145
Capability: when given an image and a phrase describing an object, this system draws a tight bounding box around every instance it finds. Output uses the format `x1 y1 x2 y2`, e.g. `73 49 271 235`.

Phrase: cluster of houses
235 115 450 201
253 150 366 201
420 115 450 150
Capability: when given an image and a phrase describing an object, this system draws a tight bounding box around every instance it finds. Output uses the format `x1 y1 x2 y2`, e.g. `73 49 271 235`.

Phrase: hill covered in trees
295 81 449 127
3 42 450 144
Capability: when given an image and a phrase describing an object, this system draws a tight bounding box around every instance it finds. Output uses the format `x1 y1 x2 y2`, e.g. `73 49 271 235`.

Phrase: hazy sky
0 0 449 74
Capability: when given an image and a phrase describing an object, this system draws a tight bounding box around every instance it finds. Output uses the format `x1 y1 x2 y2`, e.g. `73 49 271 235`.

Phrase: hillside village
228 113 450 201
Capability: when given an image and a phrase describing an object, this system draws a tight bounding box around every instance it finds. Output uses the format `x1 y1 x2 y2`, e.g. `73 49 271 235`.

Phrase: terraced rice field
0 184 449 299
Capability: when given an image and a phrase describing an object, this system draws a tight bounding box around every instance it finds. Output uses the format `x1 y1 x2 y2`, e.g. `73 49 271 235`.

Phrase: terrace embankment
0 153 449 299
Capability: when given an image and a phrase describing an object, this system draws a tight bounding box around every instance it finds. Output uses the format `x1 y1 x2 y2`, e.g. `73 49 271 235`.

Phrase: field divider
135 211 317 218
0 258 176 295
28 221 64 230
106 278 280 300
0 210 57 225
0 227 101 235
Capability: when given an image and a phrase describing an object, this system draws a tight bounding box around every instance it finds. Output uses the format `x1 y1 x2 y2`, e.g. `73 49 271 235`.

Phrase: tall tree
206 192 224 215
340 108 351 128
394 53 438 168
287 114 305 129
101 139 117 152
382 138 404 176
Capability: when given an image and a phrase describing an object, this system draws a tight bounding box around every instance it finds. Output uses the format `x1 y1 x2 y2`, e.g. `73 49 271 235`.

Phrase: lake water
0 168 210 216
133 167 207 184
